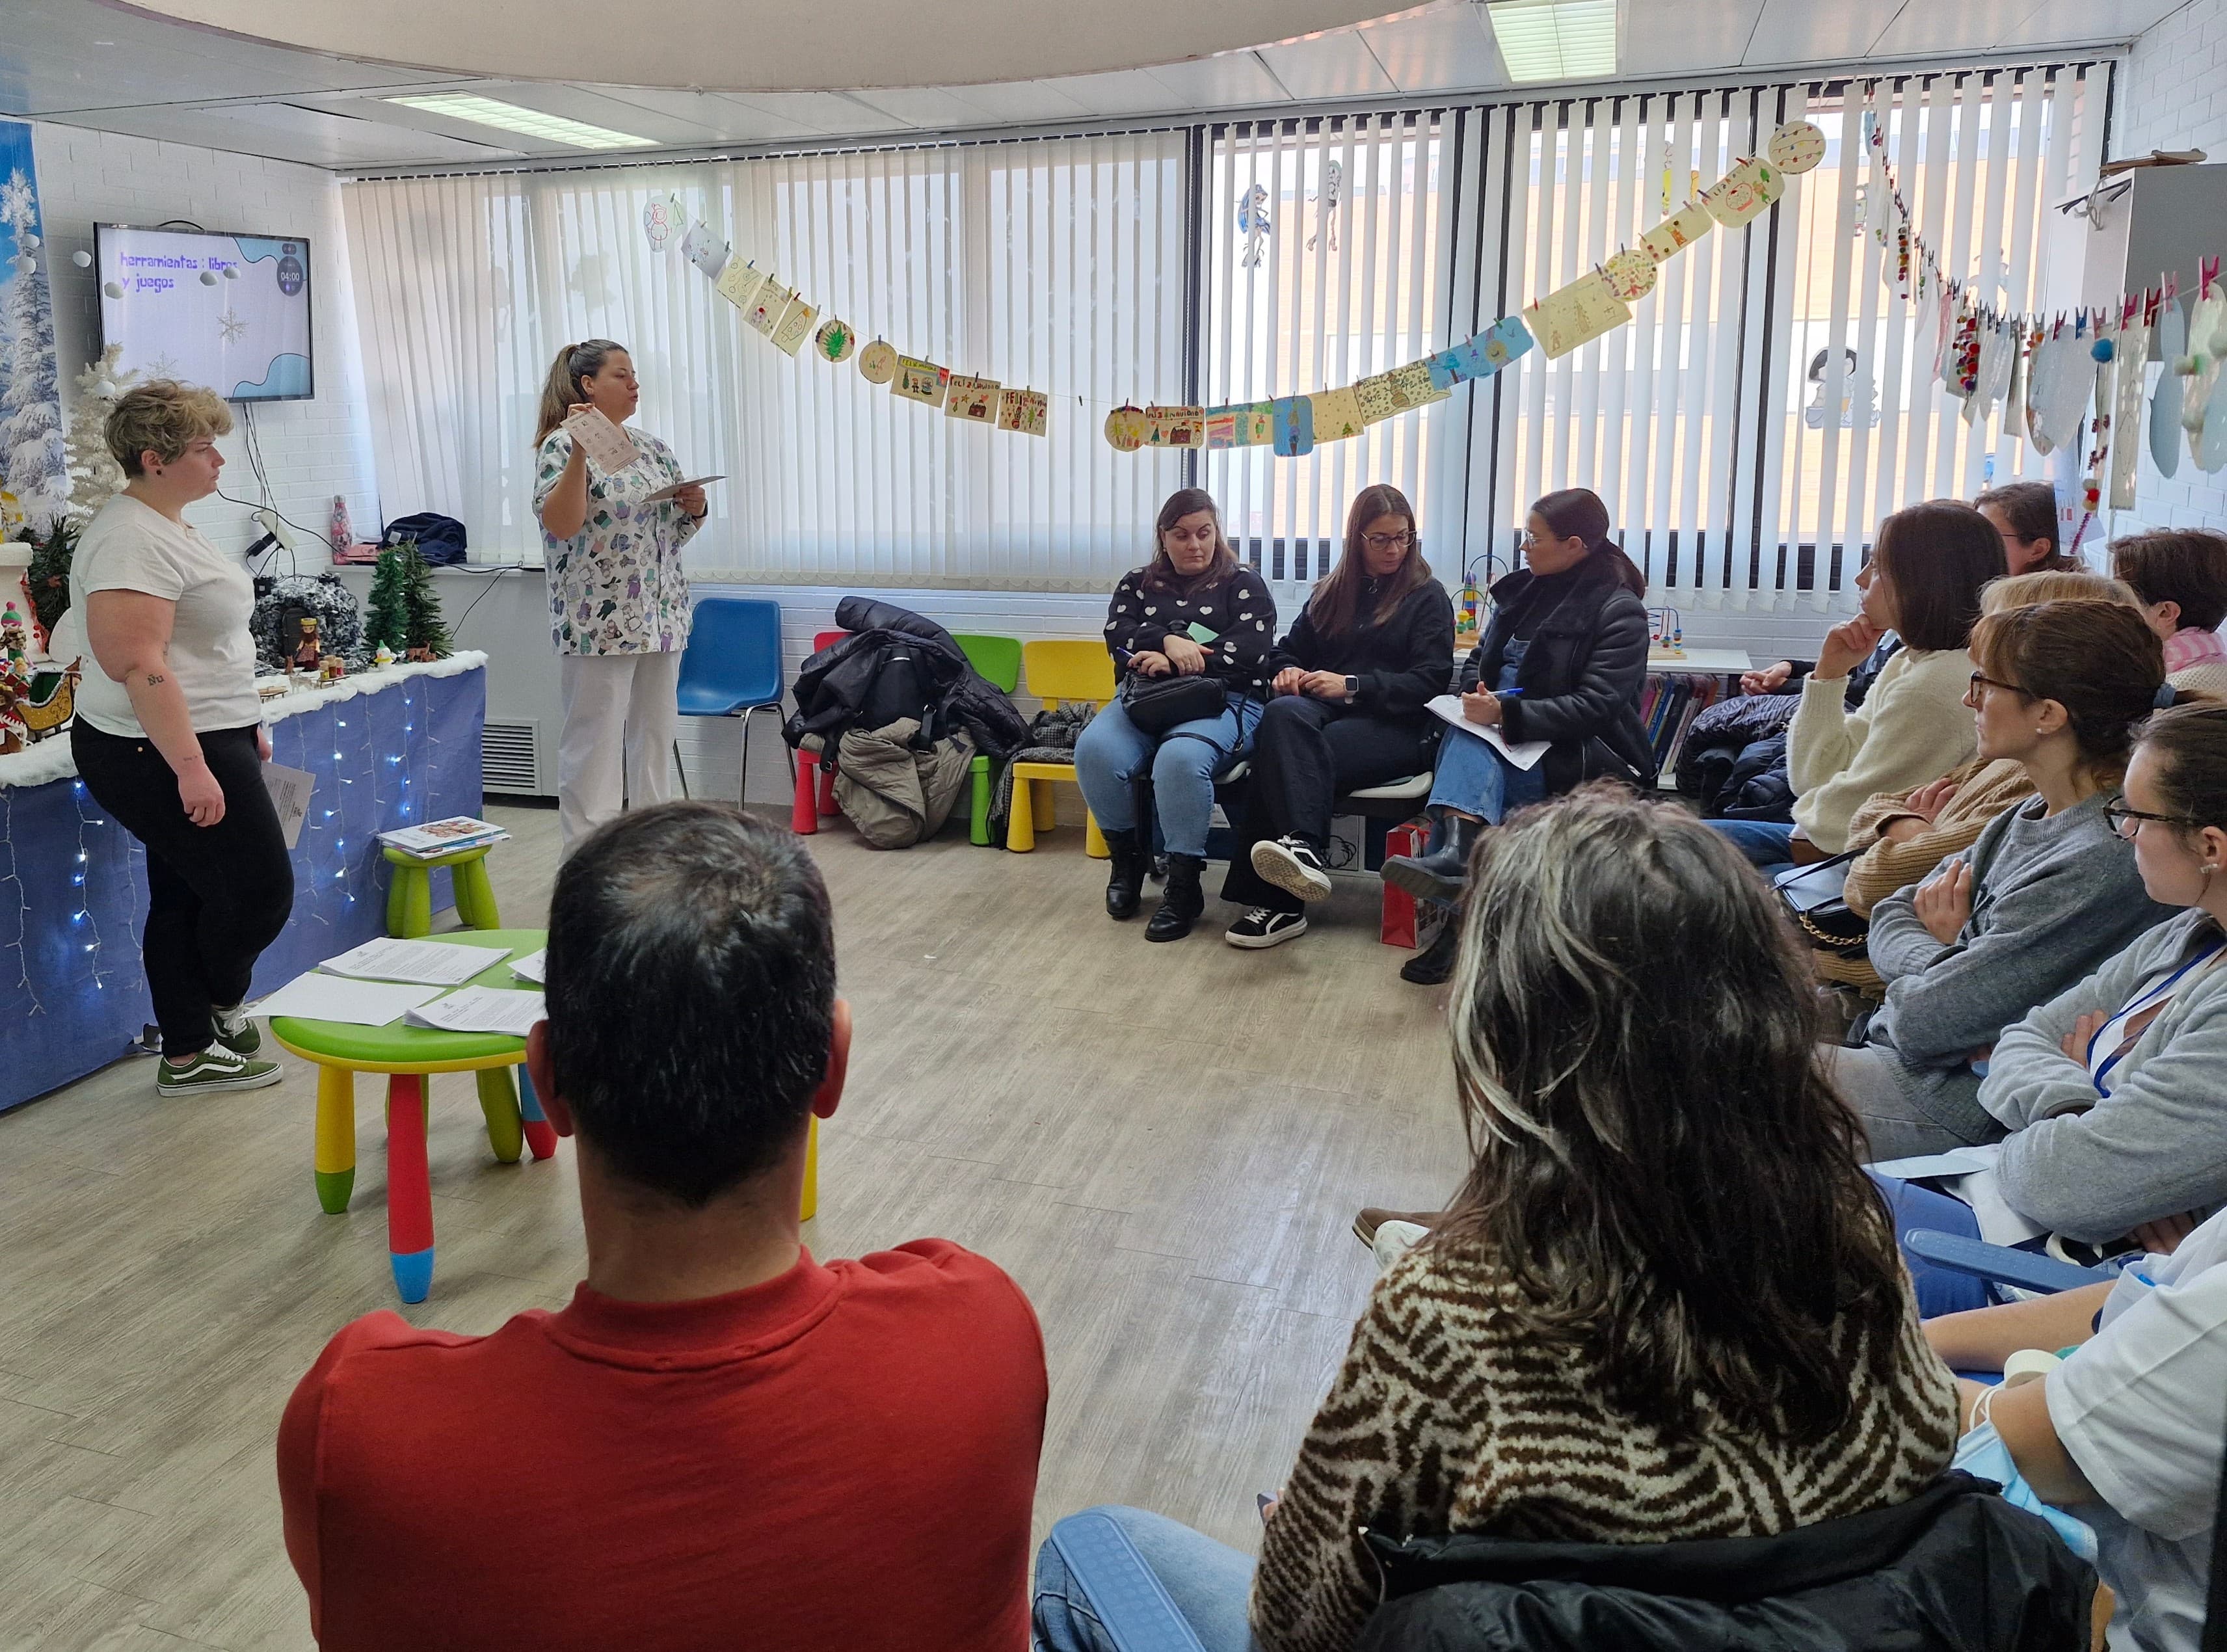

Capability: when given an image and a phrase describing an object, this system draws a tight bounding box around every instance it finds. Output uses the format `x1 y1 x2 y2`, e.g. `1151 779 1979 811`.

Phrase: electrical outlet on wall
253 507 295 551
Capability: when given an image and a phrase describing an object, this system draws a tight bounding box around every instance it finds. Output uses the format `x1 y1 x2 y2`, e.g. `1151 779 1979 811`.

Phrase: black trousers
1219 695 1439 913
72 721 294 1057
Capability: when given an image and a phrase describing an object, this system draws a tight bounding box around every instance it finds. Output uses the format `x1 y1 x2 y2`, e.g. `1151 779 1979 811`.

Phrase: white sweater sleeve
1791 652 1977 854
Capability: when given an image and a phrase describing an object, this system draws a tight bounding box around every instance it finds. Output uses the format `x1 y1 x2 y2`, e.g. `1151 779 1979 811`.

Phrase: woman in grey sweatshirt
1833 600 2175 1158
1981 700 2227 1246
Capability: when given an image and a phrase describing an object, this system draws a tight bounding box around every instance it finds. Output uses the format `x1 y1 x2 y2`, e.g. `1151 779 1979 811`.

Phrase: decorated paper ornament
641 194 678 252
1767 120 1827 176
1601 249 1657 302
814 317 856 364
70 249 91 269
1104 403 1148 452
856 340 899 384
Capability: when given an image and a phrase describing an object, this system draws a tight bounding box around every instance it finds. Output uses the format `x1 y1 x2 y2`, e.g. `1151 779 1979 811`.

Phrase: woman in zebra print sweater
1035 788 1960 1652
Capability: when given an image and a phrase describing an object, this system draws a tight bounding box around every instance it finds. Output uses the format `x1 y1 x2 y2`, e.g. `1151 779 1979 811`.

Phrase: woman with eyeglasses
1219 484 1454 950
1824 599 2174 1168
1075 488 1277 940
1967 701 2227 1258
1379 488 1655 985
1975 481 2074 576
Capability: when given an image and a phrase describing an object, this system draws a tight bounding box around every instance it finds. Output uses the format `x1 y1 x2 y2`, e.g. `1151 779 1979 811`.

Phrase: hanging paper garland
1767 121 1827 175
1104 405 1147 452
1602 248 1657 303
814 317 856 364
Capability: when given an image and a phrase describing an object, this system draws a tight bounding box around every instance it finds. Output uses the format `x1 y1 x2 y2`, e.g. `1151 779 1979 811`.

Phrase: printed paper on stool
252 973 445 1026
406 987 546 1037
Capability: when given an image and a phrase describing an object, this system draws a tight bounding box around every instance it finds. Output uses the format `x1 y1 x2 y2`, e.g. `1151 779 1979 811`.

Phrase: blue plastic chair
672 596 789 807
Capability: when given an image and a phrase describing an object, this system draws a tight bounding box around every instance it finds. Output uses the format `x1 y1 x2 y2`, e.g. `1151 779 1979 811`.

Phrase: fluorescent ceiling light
1485 0 1617 83
385 94 652 151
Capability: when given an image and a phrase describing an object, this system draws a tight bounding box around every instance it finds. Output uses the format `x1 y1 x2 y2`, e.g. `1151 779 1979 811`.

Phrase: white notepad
1424 695 1550 771
252 974 444 1027
405 987 545 1037
321 937 503 987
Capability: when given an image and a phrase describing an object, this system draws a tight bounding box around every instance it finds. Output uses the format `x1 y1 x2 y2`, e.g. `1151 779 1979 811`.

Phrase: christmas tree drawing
0 165 66 529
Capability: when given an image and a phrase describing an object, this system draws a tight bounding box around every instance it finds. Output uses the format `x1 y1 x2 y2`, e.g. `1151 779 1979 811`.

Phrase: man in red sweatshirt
278 803 1047 1651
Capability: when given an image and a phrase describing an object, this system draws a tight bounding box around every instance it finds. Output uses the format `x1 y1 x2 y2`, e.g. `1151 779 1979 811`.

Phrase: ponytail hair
535 339 626 446
1532 487 1646 596
1969 599 2164 788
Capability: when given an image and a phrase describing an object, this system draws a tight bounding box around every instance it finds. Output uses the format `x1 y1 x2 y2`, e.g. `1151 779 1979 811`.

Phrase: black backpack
381 513 468 567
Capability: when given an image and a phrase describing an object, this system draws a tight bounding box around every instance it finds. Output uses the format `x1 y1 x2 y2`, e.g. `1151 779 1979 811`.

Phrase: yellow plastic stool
1007 641 1117 855
384 844 501 939
801 1115 819 1222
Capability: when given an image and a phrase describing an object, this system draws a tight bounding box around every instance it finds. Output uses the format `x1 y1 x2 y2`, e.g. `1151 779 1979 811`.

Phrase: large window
342 62 2106 600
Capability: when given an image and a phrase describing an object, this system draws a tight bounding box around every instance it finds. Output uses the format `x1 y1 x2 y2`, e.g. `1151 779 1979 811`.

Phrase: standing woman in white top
66 382 288 1097
531 340 707 847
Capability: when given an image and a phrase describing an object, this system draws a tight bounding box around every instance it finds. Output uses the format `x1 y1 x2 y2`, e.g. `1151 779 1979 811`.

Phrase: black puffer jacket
1268 577 1456 719
783 596 1030 762
1458 553 1655 795
1354 1472 2093 1652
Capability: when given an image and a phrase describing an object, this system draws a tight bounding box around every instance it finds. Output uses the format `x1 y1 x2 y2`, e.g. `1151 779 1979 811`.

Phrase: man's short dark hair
2113 529 2227 633
546 803 835 1206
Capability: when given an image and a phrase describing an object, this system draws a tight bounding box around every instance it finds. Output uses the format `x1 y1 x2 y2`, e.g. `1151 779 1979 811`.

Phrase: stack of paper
377 817 510 860
252 974 444 1027
507 948 546 985
405 987 545 1037
1424 696 1551 770
321 937 502 986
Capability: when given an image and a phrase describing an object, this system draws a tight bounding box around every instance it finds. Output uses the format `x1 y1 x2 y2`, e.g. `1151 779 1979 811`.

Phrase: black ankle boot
1145 853 1207 941
1382 814 1480 905
1103 829 1145 919
1400 916 1461 985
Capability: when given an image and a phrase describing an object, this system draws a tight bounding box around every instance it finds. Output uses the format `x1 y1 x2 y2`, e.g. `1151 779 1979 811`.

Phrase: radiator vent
482 721 540 793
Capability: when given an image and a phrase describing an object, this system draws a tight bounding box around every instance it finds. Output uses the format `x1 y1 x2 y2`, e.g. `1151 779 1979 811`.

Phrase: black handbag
1771 850 1868 957
1119 671 1229 736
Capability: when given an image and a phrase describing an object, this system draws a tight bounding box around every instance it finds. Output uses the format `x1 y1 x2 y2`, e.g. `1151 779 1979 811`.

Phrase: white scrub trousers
557 650 682 849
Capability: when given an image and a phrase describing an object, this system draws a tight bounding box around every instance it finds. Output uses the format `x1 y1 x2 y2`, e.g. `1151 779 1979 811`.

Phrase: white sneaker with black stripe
1250 836 1333 903
1225 908 1309 948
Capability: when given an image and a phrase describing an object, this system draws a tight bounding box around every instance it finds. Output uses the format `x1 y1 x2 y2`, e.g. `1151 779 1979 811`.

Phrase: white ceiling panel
571 87 823 142
2000 0 2187 47
455 83 736 146
1255 31 1403 102
1033 68 1192 117
1620 0 1768 78
1360 8 1506 94
842 87 987 131
1740 0 1899 70
726 92 914 137
934 79 1099 124
1869 0 2049 62
44 100 515 167
1140 53 1290 111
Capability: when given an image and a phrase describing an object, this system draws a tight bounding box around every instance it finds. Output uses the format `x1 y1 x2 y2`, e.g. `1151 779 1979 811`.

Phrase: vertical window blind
341 61 2106 600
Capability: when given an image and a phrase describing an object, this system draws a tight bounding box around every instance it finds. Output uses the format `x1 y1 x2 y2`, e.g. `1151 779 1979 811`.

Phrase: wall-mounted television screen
94 224 313 403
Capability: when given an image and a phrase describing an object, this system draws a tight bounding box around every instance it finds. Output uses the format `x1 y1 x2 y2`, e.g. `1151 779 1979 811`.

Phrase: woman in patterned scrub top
532 339 708 847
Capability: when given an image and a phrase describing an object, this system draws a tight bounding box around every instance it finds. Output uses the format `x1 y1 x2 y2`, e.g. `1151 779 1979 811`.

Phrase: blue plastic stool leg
390 1246 435 1304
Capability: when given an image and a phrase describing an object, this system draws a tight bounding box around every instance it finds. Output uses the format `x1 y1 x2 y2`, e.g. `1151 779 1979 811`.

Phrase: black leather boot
1145 853 1207 941
1382 814 1480 905
1103 829 1146 919
1400 915 1461 985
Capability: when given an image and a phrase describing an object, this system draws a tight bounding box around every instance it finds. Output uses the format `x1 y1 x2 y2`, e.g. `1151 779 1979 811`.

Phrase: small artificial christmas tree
0 170 67 528
363 543 410 656
24 514 75 640
63 346 137 524
398 542 452 659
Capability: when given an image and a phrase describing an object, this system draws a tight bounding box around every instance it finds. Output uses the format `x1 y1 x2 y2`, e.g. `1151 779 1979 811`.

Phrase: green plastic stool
952 633 1023 847
383 843 501 939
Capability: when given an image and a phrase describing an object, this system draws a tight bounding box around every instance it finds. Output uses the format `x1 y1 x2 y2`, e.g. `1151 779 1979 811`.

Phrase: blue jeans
1074 696 1260 859
1707 817 1797 878
1868 1172 1988 1318
1033 1506 1260 1652
1427 724 1547 823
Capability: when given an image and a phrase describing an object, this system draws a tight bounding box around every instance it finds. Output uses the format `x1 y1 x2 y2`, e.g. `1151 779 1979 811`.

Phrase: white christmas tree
65 345 137 523
0 170 66 531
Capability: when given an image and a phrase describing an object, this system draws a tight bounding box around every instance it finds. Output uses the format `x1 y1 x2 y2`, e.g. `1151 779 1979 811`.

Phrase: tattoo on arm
144 673 167 686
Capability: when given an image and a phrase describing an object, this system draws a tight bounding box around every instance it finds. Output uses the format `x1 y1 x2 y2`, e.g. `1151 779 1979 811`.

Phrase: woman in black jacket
1383 487 1653 983
1221 483 1456 950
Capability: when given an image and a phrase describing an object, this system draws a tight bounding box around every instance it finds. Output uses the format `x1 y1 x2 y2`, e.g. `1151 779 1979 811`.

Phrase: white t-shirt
2047 1208 2227 1652
68 494 261 737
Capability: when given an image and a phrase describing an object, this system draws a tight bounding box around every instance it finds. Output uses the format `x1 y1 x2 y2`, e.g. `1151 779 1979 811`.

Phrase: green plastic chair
952 633 1024 845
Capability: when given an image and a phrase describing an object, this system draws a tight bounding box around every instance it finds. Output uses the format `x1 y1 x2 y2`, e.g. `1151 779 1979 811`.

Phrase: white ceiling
1 0 2175 172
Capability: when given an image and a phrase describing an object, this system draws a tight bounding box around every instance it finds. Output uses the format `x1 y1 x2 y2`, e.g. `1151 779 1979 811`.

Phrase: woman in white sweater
1711 501 2003 875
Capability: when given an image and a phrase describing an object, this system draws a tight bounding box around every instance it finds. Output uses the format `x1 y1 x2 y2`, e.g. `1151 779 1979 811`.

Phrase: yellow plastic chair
1009 641 1117 855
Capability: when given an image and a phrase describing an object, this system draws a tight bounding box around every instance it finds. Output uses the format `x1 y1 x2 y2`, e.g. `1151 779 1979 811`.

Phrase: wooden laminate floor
0 799 1465 1651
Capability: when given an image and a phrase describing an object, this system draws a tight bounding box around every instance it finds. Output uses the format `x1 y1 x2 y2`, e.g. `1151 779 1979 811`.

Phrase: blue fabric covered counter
0 653 487 1112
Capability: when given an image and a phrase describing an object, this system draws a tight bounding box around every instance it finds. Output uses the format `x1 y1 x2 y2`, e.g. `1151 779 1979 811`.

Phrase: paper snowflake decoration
217 309 247 344
146 353 183 380
0 172 34 237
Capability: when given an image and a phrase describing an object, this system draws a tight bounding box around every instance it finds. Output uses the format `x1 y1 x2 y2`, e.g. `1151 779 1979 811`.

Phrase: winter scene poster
0 119 65 530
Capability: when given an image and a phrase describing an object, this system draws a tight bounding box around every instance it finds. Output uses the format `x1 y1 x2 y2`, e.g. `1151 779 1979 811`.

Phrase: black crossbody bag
1119 670 1230 736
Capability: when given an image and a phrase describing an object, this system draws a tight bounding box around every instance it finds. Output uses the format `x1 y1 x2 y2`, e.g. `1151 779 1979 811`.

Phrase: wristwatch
1344 675 1360 700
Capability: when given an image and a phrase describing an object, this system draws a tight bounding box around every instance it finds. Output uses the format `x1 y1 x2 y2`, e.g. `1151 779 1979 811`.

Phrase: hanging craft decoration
1204 403 1274 447
1523 270 1631 362
641 193 680 252
1767 120 1827 176
1104 403 1148 452
1145 405 1205 447
745 281 793 340
1271 395 1314 457
2154 287 2186 479
684 222 730 280
1307 159 1342 253
1701 157 1783 230
996 389 1049 436
1237 184 1272 271
857 340 899 384
714 258 766 311
771 298 818 357
814 317 856 364
1602 248 1657 303
1640 202 1713 264
947 376 1002 423
1355 371 1403 425
894 356 951 408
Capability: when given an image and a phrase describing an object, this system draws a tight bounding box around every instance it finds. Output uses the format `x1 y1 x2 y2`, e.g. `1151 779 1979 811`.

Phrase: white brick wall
2101 0 2227 537
29 123 380 559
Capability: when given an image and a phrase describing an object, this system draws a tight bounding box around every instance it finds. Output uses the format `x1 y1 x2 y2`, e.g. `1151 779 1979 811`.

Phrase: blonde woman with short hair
67 380 290 1097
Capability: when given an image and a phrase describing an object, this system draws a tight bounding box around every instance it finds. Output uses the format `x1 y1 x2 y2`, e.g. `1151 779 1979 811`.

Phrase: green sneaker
157 1044 284 1097
211 1002 261 1056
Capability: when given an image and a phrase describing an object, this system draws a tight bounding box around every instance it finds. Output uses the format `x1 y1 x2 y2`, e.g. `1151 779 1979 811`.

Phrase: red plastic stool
792 630 847 834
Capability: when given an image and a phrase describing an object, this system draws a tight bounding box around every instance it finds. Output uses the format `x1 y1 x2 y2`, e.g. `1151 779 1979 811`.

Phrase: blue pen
1498 687 1525 699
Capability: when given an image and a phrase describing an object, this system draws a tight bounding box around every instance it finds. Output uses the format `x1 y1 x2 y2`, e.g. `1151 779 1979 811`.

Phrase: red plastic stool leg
516 1064 561 1161
385 1074 435 1302
792 753 820 834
